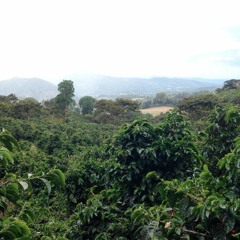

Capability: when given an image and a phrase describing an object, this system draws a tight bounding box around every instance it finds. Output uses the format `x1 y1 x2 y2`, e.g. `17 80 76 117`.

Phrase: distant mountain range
0 76 225 101
0 78 58 101
72 75 225 97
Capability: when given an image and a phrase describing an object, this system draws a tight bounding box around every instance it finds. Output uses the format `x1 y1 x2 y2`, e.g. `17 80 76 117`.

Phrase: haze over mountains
0 75 225 101
0 78 58 101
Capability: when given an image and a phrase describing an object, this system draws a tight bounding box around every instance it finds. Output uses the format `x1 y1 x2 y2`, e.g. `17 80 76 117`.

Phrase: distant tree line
139 90 213 109
0 79 142 125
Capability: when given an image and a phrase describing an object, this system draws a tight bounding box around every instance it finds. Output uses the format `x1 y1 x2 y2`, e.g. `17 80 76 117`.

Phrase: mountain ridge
0 77 58 101
0 76 225 101
72 75 225 97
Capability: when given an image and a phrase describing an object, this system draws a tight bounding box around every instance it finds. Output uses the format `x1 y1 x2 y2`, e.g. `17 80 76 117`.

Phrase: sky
0 0 240 82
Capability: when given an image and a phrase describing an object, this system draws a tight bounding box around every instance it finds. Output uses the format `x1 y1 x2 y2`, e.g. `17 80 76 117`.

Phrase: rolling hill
72 75 225 97
0 77 58 101
0 76 225 101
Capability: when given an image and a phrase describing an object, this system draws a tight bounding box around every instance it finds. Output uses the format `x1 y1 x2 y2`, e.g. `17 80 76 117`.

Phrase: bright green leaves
0 129 19 169
70 188 125 239
0 129 21 210
109 119 159 204
66 156 114 208
108 111 200 206
4 183 19 203
156 111 200 180
131 206 148 225
146 171 158 180
38 168 65 195
46 169 65 190
0 147 14 168
64 106 240 239
39 178 52 196
203 105 240 175
0 219 31 240
0 128 19 151
110 118 156 165
154 137 240 239
70 111 201 238
0 127 66 239
19 205 35 224
0 171 66 238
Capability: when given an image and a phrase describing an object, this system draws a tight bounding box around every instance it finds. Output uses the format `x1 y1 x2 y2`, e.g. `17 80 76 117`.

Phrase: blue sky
0 0 240 82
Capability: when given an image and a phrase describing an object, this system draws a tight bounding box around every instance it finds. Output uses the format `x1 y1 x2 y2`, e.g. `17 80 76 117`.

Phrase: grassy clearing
140 106 174 116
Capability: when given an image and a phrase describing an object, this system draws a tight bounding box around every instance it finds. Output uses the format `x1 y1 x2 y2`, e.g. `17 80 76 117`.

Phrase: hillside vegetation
0 79 239 239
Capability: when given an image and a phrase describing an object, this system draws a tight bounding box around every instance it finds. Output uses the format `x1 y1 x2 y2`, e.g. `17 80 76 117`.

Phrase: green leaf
0 230 16 239
203 164 209 171
176 227 181 235
0 147 14 166
16 237 32 240
40 237 52 240
6 183 19 203
181 233 190 240
145 171 157 180
0 219 31 239
18 181 28 191
148 195 154 202
0 128 20 151
131 208 146 224
46 169 65 189
39 178 52 196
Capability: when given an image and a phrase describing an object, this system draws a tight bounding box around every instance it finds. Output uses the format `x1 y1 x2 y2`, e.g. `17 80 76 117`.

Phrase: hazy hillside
0 76 225 100
71 74 225 97
0 77 58 100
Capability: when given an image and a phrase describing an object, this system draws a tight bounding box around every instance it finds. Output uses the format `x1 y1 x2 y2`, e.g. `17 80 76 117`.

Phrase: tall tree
79 96 96 115
55 80 75 119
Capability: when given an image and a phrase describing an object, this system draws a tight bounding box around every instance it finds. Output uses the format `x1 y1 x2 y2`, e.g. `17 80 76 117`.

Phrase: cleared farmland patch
140 106 174 116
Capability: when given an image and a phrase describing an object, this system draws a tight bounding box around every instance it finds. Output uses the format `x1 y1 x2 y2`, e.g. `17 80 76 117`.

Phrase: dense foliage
0 79 239 239
0 129 65 239
79 96 96 115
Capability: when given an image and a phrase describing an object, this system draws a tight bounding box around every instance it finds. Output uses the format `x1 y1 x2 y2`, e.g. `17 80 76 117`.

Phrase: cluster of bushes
0 79 239 239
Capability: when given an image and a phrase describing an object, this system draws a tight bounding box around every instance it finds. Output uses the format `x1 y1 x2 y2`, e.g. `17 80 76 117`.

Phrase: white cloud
0 0 240 80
